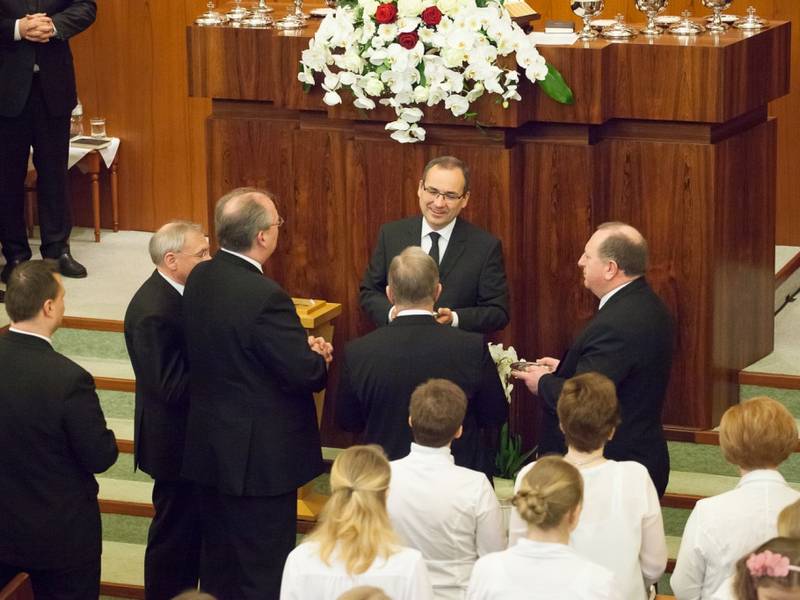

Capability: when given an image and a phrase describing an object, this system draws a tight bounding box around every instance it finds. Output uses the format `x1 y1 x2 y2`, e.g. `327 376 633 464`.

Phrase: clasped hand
20 13 55 43
308 336 334 366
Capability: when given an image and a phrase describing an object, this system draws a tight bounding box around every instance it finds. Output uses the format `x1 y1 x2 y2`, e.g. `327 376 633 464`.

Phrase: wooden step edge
775 249 800 289
739 370 800 390
100 582 144 599
100 499 154 518
665 425 800 452
117 438 134 453
62 316 124 333
660 493 700 510
96 376 135 392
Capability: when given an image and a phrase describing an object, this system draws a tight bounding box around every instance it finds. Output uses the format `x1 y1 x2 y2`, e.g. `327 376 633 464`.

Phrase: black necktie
428 232 440 264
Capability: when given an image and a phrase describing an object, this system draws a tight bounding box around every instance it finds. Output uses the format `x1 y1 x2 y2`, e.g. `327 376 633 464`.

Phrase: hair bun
514 487 549 526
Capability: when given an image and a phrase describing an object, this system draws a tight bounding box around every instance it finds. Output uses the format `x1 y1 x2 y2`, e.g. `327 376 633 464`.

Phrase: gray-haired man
124 221 210 600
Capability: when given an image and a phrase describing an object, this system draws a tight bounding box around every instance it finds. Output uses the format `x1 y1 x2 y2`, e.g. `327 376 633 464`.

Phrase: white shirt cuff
450 311 459 328
14 19 21 41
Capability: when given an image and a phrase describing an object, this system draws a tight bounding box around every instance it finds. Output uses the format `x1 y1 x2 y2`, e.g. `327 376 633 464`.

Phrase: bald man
182 188 332 600
513 222 674 496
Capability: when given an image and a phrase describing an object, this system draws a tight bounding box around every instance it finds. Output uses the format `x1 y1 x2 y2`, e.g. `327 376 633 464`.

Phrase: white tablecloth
68 137 121 170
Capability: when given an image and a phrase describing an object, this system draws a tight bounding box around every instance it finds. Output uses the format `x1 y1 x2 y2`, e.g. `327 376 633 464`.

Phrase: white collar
9 327 53 346
396 309 435 318
408 442 455 463
598 279 635 310
737 469 789 488
157 269 185 296
421 216 457 242
220 248 263 273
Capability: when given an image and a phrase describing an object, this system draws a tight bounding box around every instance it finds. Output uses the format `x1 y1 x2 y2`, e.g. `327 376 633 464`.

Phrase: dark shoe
0 259 24 284
57 252 87 278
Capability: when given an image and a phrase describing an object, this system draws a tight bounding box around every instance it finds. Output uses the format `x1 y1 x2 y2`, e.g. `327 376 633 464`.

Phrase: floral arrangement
488 342 522 403
298 0 573 143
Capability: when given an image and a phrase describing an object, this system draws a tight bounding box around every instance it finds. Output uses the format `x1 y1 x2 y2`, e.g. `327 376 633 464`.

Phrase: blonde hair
306 445 399 575
388 247 439 306
337 586 391 600
719 397 797 470
778 500 800 538
733 537 800 600
512 456 583 530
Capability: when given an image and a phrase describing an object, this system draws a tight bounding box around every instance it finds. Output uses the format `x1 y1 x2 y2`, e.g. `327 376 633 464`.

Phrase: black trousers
145 479 203 600
0 74 72 263
0 559 99 600
198 486 297 600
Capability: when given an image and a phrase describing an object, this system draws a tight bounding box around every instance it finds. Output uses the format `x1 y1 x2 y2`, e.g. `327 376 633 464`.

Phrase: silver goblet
702 0 732 32
570 0 605 40
635 0 668 35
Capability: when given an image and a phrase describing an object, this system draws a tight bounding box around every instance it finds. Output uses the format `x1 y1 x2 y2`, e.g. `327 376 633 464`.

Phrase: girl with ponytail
280 445 433 599
466 456 619 599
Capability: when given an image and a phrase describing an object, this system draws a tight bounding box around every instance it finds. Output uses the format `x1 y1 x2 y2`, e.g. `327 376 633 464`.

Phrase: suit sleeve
251 288 327 395
474 342 509 426
0 18 16 43
538 326 632 411
359 225 392 327
334 354 366 433
453 238 509 333
51 0 96 40
127 314 189 407
63 370 118 473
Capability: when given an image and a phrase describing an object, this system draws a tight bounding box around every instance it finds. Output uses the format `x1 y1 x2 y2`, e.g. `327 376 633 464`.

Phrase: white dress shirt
220 247 263 273
671 469 800 600
387 443 505 600
466 538 619 600
421 217 459 328
280 540 433 600
8 327 53 346
509 460 666 600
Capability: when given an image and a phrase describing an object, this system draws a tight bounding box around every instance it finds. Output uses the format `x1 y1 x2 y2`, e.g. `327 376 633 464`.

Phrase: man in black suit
0 259 117 600
513 222 674 496
340 246 508 480
183 188 333 600
124 221 210 600
360 156 509 334
0 0 95 283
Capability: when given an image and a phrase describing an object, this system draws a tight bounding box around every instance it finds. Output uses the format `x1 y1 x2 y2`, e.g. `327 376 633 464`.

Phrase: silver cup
571 0 605 40
636 0 668 35
702 0 732 32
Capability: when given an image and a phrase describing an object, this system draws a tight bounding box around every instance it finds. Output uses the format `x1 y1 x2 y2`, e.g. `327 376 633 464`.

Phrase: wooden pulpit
188 14 790 444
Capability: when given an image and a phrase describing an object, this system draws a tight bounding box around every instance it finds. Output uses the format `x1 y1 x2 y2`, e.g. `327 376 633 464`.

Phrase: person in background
509 372 667 599
388 379 505 599
280 445 433 600
671 397 800 600
124 221 210 600
466 456 618 600
0 259 118 599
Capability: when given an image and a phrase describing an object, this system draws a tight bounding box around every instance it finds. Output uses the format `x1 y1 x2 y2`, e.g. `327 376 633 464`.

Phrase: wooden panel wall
68 1 797 241
70 1 211 232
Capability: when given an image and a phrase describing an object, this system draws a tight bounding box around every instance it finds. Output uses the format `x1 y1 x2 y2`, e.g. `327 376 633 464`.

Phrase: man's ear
604 259 619 281
162 252 178 272
387 285 395 305
453 425 463 440
433 282 442 303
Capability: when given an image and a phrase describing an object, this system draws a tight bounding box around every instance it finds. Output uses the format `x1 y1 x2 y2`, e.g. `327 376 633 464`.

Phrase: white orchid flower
444 94 469 116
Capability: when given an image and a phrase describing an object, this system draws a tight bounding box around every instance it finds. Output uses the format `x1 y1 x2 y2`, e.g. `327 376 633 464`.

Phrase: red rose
397 31 419 49
375 3 397 24
421 6 442 26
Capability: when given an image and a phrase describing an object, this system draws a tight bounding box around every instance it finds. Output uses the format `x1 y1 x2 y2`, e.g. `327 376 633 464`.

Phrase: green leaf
537 62 574 105
417 62 426 87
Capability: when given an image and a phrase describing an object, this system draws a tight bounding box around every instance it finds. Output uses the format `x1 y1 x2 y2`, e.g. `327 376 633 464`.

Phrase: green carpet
98 390 135 419
52 328 129 361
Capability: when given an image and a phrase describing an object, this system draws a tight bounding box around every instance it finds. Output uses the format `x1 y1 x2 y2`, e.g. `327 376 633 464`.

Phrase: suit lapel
438 218 466 280
406 217 423 248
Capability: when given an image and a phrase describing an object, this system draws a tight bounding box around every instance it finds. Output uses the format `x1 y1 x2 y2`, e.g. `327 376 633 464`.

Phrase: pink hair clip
746 550 800 578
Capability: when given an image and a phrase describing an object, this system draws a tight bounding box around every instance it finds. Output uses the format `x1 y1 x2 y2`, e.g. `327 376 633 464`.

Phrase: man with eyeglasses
181 188 332 600
360 155 509 334
123 220 210 600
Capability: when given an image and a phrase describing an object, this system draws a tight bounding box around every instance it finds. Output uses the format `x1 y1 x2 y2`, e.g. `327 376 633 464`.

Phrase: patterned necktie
428 232 440 264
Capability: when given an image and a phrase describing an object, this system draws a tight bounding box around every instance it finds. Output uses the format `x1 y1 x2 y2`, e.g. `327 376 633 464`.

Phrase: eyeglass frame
421 184 468 202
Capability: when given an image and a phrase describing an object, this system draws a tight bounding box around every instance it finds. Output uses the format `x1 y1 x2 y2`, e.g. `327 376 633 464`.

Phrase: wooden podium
188 15 790 442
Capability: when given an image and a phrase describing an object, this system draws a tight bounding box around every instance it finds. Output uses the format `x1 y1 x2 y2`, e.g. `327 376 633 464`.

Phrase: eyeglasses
179 248 211 259
422 185 466 202
268 216 285 229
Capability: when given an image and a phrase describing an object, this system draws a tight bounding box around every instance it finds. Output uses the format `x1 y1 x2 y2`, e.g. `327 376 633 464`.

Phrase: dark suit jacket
124 270 190 482
0 331 118 569
181 250 327 497
0 0 96 118
359 216 509 334
537 277 674 496
336 314 508 477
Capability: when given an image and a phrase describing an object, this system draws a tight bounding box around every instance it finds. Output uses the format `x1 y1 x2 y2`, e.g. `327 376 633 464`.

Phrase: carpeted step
52 327 129 362
101 541 144 599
